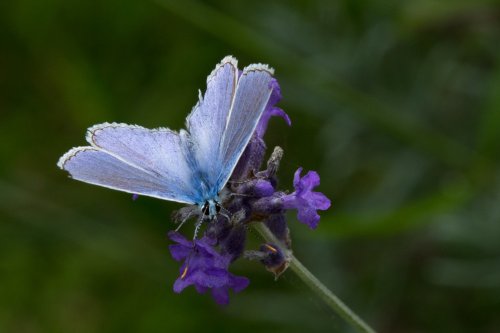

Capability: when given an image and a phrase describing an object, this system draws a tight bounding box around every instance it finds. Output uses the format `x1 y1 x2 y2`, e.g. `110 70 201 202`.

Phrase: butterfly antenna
193 215 205 239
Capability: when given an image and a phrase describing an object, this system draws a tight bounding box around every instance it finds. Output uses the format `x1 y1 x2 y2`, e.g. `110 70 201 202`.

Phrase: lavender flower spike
168 231 249 305
282 168 331 229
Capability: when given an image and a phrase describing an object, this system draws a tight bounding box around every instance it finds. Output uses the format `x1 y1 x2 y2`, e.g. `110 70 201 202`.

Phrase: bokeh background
1 0 500 332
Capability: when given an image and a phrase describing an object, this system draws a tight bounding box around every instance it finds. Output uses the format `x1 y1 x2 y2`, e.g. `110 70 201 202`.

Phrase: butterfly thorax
200 199 221 219
189 167 220 204
188 167 222 218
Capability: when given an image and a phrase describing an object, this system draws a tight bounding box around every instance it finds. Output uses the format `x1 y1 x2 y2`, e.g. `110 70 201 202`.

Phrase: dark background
1 1 500 332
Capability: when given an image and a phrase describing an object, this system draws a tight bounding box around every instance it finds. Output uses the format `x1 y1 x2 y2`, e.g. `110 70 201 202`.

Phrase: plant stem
253 222 376 333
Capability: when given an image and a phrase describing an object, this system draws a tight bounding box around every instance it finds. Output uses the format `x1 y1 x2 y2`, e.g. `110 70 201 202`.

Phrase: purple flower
236 178 275 197
165 76 330 303
61 56 332 305
259 243 290 278
282 168 331 229
264 214 291 248
220 224 247 262
255 79 291 138
168 231 249 305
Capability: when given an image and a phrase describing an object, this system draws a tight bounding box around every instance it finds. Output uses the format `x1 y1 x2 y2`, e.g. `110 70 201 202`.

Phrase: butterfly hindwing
85 122 202 201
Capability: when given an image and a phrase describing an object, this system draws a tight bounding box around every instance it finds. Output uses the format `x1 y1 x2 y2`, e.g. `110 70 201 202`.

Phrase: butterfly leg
229 192 253 198
227 178 254 185
218 205 232 222
172 205 199 232
229 209 248 225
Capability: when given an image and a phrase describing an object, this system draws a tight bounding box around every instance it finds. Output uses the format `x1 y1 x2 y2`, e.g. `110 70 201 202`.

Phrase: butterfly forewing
57 147 196 203
58 56 276 209
215 64 274 190
185 56 238 192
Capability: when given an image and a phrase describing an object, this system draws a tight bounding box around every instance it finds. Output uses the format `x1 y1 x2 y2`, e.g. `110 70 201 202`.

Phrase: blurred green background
1 0 500 332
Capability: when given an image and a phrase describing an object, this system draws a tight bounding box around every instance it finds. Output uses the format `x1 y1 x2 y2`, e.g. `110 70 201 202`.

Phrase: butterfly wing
58 57 275 205
185 56 238 194
215 63 275 190
58 124 201 204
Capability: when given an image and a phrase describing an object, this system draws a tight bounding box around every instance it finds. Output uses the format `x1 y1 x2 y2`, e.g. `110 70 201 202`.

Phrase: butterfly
57 56 275 223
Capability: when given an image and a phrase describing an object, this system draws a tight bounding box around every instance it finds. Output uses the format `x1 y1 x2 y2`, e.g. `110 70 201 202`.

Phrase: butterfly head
201 200 221 219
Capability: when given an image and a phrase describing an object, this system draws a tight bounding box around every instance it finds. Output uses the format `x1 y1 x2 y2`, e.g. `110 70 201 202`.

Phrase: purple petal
268 78 282 106
297 207 320 229
234 178 274 197
173 264 191 293
252 194 286 215
195 284 209 294
220 225 247 262
230 136 266 181
168 228 250 304
194 237 220 257
168 231 193 247
269 107 291 126
259 243 286 268
255 78 291 138
309 192 331 210
209 274 249 305
230 275 250 292
283 168 331 229
264 214 290 246
293 167 303 189
255 108 291 138
168 244 191 261
211 287 230 305
173 278 190 293
299 170 321 191
192 268 229 288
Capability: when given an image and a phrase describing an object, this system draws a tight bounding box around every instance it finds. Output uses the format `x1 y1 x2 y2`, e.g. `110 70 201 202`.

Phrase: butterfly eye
202 202 210 216
215 203 221 213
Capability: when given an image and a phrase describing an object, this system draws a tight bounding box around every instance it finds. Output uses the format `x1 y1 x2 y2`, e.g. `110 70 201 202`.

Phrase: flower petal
255 78 290 138
300 170 321 191
283 168 330 229
230 275 250 292
293 167 303 189
169 244 191 261
309 192 331 210
168 231 193 247
168 230 250 304
211 287 230 305
297 207 320 229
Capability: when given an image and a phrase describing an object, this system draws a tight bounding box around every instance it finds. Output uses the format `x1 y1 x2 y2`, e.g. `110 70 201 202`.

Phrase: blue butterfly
57 56 275 222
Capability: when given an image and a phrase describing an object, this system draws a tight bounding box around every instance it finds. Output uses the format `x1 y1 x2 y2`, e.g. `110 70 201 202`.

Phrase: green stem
253 223 376 333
